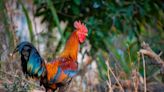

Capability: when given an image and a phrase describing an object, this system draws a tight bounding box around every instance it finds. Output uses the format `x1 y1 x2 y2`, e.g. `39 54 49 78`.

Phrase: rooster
13 21 88 91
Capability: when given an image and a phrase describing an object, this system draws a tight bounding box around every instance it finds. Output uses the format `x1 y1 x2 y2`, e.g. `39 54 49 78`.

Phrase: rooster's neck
59 31 79 60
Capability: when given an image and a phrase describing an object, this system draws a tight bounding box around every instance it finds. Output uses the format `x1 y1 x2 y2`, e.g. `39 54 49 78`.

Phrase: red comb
74 21 88 33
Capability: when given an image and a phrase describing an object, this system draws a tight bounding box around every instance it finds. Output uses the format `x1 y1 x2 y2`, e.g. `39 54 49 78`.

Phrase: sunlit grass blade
19 0 34 42
97 53 108 80
47 0 62 37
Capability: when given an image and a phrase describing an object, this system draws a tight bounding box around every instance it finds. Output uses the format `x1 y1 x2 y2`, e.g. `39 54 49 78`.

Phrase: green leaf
72 5 80 15
73 0 80 5
97 53 108 80
47 0 63 37
19 0 34 42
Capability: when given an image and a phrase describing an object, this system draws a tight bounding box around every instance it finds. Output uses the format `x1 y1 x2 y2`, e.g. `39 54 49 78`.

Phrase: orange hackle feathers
59 29 79 60
60 20 88 60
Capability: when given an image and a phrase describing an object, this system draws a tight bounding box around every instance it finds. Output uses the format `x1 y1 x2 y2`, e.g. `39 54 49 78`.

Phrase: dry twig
106 61 124 92
139 42 164 66
139 42 164 90
141 53 146 92
0 70 40 88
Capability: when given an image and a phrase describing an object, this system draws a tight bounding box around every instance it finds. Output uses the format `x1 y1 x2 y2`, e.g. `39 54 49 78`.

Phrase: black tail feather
13 41 46 78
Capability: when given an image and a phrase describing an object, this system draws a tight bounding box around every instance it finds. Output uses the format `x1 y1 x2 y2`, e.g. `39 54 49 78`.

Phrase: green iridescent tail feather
13 41 46 77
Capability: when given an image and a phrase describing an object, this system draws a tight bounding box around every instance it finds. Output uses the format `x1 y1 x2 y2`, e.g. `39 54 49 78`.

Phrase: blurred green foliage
33 0 164 52
33 0 164 81
20 0 34 42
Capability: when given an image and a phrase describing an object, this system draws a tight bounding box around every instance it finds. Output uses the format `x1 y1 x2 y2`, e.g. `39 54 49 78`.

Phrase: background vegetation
0 0 164 92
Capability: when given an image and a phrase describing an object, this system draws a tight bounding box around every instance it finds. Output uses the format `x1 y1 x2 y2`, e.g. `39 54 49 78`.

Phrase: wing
58 58 78 77
41 57 78 91
44 58 78 88
45 60 68 83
